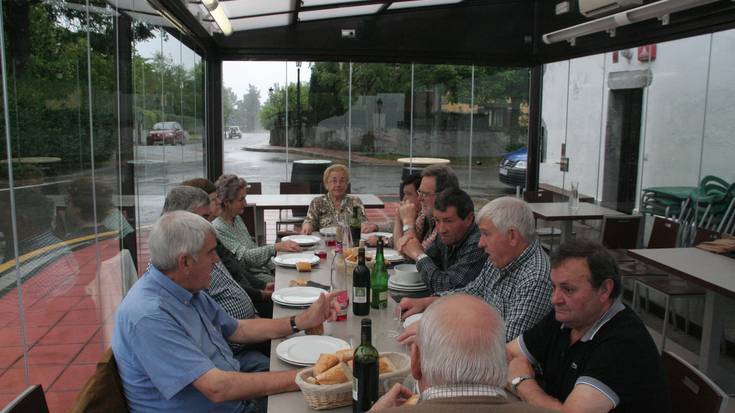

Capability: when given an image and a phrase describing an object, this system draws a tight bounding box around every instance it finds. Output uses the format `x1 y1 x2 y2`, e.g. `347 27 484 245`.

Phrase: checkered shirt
439 238 552 342
421 384 507 402
417 223 487 293
213 215 276 273
205 261 257 354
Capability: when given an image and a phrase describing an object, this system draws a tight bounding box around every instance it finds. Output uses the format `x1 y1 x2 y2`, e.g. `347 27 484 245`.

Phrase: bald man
370 295 556 413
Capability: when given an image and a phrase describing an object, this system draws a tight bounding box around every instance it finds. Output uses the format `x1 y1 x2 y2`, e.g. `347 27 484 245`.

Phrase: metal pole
468 65 475 190
348 62 352 170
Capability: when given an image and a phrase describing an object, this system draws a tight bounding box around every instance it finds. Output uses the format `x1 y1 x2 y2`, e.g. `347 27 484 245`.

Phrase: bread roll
295 261 312 272
315 362 350 385
305 323 324 336
378 356 394 374
404 394 419 406
313 353 339 375
336 348 354 363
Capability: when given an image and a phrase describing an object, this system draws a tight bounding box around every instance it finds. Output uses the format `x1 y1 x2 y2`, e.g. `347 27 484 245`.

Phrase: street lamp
295 62 302 147
376 97 383 130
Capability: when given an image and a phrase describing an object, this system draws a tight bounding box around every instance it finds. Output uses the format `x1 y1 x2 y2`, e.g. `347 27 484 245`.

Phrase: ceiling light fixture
201 0 233 36
542 0 719 45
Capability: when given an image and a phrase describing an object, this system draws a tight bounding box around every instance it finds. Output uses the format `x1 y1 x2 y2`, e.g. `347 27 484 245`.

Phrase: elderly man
397 187 486 293
162 186 266 357
398 197 551 342
394 164 460 250
506 239 670 413
112 211 339 413
370 295 556 413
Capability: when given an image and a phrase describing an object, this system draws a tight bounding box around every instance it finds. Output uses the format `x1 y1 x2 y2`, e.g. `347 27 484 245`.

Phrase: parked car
147 122 185 145
227 126 242 139
498 146 527 187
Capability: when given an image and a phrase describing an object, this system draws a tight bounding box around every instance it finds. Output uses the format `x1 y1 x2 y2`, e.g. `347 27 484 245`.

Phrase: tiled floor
0 201 398 412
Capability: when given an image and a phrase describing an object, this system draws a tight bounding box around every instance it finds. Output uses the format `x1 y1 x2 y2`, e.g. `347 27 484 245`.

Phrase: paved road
129 132 515 224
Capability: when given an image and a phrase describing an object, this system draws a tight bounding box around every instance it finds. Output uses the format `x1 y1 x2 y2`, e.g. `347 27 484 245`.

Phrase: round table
396 157 450 166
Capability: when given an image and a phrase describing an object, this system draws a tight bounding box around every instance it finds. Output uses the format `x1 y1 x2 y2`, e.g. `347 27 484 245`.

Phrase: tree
259 83 310 131
223 86 237 127
240 84 261 132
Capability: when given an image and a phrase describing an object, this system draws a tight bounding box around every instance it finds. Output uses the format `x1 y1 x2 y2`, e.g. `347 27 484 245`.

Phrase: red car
147 122 185 145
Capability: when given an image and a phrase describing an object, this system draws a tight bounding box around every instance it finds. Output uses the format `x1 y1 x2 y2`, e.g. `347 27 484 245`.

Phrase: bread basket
295 352 410 410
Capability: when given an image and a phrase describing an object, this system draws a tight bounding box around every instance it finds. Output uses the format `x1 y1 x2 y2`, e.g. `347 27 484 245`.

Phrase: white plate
361 232 393 240
282 234 321 246
276 336 350 366
366 247 404 262
403 313 423 328
319 227 337 236
272 286 325 305
388 280 428 291
273 253 321 268
389 277 425 288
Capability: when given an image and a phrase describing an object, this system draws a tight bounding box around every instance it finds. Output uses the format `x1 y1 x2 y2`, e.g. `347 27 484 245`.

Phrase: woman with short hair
301 164 367 235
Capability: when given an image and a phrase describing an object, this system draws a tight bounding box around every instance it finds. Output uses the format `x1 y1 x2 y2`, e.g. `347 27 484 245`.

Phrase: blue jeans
237 350 270 413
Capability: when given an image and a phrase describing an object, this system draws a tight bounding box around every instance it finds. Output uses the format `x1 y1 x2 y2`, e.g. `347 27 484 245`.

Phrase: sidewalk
243 144 401 166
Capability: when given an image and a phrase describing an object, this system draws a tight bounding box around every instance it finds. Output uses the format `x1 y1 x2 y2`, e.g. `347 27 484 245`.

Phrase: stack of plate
275 335 350 366
388 278 428 292
273 253 320 268
281 234 321 247
361 232 393 241
272 286 324 308
366 247 404 263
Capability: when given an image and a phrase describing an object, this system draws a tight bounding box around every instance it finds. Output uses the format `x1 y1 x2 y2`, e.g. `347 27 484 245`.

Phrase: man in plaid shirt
398 197 552 342
397 188 487 293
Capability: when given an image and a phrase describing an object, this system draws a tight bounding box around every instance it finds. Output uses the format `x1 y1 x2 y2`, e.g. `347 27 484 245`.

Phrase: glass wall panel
471 67 530 199
0 2 207 411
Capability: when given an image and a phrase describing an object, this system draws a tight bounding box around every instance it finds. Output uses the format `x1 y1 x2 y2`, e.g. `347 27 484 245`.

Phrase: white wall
541 29 735 206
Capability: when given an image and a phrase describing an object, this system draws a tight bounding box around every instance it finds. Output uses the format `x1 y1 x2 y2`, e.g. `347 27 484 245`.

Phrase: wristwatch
402 224 414 232
289 315 300 334
510 375 534 393
416 253 429 262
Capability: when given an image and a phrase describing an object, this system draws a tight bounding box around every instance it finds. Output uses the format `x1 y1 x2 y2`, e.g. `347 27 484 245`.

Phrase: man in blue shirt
112 210 340 412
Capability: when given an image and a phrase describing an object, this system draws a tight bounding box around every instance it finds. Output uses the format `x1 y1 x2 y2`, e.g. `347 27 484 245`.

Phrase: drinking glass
384 305 403 338
568 181 580 211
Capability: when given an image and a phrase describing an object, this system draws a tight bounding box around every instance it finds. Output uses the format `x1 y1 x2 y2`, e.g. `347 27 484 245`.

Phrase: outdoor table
396 157 450 166
627 247 735 377
247 194 384 243
528 202 628 243
268 237 410 413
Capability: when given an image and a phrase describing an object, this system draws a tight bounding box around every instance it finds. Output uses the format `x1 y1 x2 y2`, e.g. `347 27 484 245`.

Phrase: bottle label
379 291 387 302
353 287 367 303
352 377 358 400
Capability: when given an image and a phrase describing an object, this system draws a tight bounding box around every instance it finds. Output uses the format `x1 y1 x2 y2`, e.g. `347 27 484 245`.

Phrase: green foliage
259 83 310 130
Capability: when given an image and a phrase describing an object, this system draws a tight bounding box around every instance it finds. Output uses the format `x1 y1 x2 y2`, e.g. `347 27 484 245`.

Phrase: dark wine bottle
352 319 379 413
370 237 388 309
349 206 362 247
352 247 371 316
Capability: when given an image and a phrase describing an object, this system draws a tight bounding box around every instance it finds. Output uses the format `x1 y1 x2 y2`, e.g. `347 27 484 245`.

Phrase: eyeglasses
417 189 435 198
328 178 348 185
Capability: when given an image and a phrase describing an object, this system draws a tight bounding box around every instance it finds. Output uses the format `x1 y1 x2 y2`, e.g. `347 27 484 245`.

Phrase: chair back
1 385 49 413
662 350 727 413
523 190 554 203
648 216 680 249
280 182 311 217
693 227 721 245
68 348 129 413
246 182 262 195
600 215 642 249
239 204 259 243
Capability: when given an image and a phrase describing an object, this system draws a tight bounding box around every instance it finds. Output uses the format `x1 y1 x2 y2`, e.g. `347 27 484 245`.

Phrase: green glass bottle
352 319 379 413
349 206 362 247
370 237 388 309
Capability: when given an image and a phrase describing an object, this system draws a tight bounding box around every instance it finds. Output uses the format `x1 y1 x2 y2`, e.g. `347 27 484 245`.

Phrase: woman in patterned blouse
212 174 301 281
300 164 367 234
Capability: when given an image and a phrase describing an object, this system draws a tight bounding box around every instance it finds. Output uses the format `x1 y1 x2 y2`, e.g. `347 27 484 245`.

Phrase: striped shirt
438 239 551 341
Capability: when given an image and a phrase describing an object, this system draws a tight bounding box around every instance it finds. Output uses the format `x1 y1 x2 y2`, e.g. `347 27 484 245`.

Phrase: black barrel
291 159 332 194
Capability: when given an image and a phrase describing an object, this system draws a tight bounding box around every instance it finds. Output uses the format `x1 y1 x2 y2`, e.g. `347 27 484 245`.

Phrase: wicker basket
295 352 411 410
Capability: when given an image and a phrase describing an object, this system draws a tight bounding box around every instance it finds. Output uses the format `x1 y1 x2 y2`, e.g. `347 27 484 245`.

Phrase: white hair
149 211 215 271
417 295 507 387
162 186 209 215
476 196 535 241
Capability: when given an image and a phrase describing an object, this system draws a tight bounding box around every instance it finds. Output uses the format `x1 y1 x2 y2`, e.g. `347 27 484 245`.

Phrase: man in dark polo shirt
506 239 670 413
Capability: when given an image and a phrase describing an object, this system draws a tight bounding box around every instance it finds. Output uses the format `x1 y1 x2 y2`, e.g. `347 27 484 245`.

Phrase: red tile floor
0 201 397 412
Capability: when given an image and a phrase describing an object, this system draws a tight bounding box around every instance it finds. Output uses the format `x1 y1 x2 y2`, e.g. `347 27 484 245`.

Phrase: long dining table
627 247 735 376
247 193 385 243
267 238 408 413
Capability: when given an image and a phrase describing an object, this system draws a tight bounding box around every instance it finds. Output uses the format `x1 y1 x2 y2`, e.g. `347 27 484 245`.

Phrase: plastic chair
523 190 561 249
599 215 642 263
69 349 129 413
662 350 728 413
1 385 49 413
